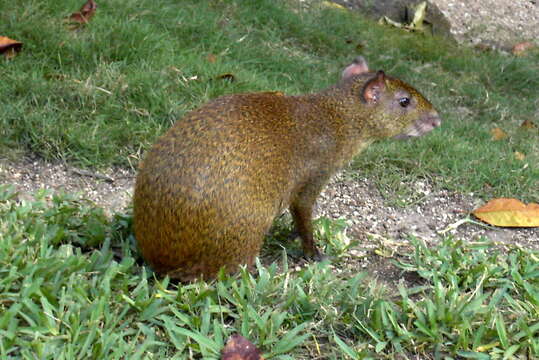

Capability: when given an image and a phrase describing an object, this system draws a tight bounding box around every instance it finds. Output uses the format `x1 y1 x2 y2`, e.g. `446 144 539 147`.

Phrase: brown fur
133 58 441 281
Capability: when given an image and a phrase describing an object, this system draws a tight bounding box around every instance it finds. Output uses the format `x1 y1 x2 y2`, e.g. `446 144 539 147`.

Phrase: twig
437 215 492 235
69 167 114 183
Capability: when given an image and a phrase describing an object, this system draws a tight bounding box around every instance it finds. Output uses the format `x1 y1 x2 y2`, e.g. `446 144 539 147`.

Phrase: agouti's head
341 56 441 139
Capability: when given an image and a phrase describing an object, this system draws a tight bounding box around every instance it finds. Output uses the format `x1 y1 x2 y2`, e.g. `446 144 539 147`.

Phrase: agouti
133 57 441 281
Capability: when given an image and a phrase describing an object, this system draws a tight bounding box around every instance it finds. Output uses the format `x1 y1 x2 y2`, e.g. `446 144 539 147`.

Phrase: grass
1 0 539 358
1 185 538 359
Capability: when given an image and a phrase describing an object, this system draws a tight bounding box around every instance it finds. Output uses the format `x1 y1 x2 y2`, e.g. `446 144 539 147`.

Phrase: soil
315 172 538 289
0 156 134 215
1 156 537 289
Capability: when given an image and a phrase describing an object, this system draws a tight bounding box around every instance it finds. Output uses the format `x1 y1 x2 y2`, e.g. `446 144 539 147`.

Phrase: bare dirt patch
315 172 538 289
316 172 539 250
0 156 134 216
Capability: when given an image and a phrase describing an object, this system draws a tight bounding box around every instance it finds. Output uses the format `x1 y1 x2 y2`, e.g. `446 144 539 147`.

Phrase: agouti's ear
361 70 386 104
341 56 369 80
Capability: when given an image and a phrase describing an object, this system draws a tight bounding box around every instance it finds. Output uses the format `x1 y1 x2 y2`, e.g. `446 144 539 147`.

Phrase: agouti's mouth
394 113 441 139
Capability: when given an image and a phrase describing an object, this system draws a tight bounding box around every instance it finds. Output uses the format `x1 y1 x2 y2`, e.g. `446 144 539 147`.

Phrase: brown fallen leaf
344 39 364 51
68 0 97 25
512 41 535 56
217 73 236 82
0 36 23 59
221 334 264 360
520 120 537 130
491 127 508 141
207 53 217 63
514 151 526 161
474 42 493 52
473 198 539 227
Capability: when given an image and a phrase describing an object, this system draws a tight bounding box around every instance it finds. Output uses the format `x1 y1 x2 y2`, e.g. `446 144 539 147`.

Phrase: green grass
1 185 538 359
1 0 538 201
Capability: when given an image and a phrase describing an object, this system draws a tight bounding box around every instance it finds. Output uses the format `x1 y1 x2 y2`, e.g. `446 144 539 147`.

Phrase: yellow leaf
514 151 525 161
379 16 405 28
476 342 500 352
410 1 427 31
322 1 346 10
473 198 539 227
379 2 427 32
491 127 508 140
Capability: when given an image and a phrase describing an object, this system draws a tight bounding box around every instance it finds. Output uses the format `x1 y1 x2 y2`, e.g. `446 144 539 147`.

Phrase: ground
1 156 537 248
1 0 537 285
429 0 538 49
3 153 537 291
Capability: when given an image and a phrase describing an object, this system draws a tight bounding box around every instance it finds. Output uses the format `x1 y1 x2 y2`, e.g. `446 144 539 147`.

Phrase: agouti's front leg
289 186 326 261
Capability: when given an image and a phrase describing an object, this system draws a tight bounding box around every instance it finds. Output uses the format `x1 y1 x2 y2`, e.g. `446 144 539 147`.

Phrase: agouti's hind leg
290 192 326 261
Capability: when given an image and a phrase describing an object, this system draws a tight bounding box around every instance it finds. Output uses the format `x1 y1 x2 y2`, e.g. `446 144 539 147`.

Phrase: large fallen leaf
68 0 97 25
0 36 23 59
473 198 539 227
221 334 264 360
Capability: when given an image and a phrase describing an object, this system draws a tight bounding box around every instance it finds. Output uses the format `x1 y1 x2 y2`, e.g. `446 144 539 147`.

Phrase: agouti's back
134 57 441 281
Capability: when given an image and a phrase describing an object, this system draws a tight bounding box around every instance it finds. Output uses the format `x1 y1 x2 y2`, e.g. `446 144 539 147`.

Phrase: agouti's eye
399 97 410 107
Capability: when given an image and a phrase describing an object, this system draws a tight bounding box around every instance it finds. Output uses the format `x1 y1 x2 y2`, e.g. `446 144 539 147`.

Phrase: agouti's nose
429 110 442 127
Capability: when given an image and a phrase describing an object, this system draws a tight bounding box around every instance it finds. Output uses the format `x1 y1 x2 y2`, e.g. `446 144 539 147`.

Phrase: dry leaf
474 43 492 52
512 41 535 56
207 53 217 63
379 16 405 28
379 1 428 32
491 127 508 140
0 36 23 59
473 198 539 227
68 0 97 24
514 151 526 161
221 334 264 360
409 1 427 31
520 120 537 130
321 1 346 10
217 73 236 82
